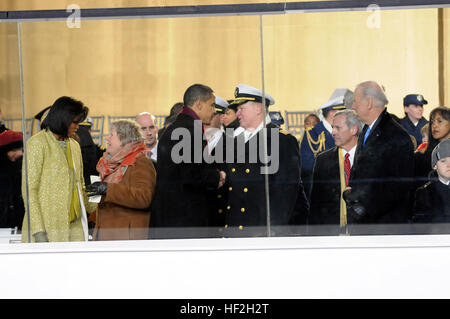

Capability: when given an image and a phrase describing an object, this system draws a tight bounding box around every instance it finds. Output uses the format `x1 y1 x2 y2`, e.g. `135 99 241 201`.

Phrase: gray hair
334 109 364 136
136 112 156 122
358 81 388 108
110 119 143 146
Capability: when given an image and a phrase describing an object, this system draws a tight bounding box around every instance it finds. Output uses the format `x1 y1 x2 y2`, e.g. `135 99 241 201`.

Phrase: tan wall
444 8 450 107
0 3 447 137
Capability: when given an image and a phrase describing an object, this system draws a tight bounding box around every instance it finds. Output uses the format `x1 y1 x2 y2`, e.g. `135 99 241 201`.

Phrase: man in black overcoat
345 81 415 231
149 84 226 239
220 84 309 237
309 109 362 235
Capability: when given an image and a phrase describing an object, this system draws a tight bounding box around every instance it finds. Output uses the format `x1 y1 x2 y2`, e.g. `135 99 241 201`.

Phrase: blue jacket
399 116 428 145
299 121 335 198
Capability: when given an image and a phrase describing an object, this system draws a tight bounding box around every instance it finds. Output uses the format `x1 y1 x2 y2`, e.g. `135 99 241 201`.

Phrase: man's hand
218 171 226 189
343 188 366 221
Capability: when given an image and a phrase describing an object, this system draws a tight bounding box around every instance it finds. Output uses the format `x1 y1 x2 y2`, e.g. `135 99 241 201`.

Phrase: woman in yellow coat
22 97 97 243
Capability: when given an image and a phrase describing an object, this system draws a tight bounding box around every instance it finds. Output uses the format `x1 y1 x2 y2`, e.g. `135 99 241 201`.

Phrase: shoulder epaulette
423 181 432 189
279 129 291 136
304 130 326 156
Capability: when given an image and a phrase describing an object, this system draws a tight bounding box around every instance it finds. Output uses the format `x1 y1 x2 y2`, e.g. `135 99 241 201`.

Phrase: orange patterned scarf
97 140 146 183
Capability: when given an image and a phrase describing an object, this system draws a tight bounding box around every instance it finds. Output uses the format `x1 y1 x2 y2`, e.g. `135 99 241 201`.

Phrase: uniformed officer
399 94 429 145
219 84 309 237
220 101 240 137
269 111 285 127
299 88 352 199
205 95 228 152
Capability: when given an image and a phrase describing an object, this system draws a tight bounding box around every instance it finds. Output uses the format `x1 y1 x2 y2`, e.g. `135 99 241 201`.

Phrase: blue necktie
363 126 371 147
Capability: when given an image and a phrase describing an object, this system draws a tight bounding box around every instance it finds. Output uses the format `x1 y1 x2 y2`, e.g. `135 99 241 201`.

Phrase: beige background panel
10 15 261 121
262 9 439 115
0 7 447 135
444 9 450 107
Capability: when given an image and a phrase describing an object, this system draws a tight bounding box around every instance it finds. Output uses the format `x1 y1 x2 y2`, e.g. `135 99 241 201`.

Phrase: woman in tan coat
86 120 156 240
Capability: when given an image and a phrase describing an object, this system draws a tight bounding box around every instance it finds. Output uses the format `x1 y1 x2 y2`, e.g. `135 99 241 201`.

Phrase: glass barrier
15 14 271 242
263 7 450 236
0 3 449 244
0 22 23 243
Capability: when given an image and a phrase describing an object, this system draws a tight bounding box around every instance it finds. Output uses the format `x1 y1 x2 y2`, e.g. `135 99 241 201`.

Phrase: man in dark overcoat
149 84 226 239
220 84 309 237
345 81 415 231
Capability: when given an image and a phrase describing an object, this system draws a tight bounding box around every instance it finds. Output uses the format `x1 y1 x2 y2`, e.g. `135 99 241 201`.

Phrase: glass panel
262 8 449 236
15 14 265 242
2 3 448 244
0 22 24 243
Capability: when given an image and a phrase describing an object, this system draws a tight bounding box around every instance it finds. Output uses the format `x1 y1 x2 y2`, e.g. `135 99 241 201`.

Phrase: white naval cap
318 88 352 111
229 83 275 107
214 95 229 114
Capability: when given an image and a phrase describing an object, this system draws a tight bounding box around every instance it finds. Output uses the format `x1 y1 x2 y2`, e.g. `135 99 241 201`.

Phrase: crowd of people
0 80 449 242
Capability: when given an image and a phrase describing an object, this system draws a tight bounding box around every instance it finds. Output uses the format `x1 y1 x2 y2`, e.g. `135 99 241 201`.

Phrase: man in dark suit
345 81 415 230
299 88 352 200
309 109 362 235
150 84 226 239
220 84 309 237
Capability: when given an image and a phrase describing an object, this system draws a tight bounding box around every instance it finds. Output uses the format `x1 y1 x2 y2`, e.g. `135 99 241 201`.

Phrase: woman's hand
86 182 108 196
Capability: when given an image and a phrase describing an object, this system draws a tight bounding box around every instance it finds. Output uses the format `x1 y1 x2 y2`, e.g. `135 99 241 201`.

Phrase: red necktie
344 153 351 186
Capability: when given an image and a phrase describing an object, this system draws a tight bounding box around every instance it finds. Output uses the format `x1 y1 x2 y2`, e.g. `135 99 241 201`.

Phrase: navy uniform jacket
412 180 450 224
149 112 220 239
348 109 415 224
309 146 342 226
399 116 428 145
221 122 309 236
299 121 335 199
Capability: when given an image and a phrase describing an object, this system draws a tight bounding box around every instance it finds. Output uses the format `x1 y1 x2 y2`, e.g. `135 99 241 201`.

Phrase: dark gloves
33 231 49 243
343 189 366 222
86 181 108 196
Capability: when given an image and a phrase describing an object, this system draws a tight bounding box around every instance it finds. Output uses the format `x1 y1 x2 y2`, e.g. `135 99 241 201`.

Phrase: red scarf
97 141 146 183
179 105 201 120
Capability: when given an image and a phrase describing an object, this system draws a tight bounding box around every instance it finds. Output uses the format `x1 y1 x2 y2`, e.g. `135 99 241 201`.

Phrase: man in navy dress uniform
219 84 309 237
399 93 429 145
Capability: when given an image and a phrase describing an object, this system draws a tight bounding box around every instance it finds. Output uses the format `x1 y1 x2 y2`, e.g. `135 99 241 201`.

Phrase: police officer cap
214 95 229 114
229 84 275 107
403 94 428 106
269 111 284 126
319 88 349 112
432 139 450 168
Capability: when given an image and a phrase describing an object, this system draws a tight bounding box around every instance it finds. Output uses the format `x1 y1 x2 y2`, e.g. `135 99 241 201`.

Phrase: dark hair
422 106 450 170
183 84 213 107
305 113 320 122
169 102 184 116
42 96 88 138
428 106 450 147
322 108 335 120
